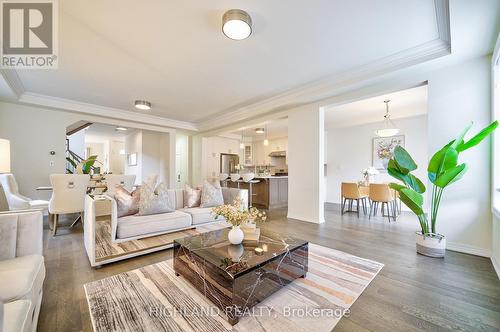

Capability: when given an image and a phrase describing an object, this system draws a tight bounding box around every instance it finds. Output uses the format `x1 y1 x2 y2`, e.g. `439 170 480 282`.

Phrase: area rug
84 243 383 332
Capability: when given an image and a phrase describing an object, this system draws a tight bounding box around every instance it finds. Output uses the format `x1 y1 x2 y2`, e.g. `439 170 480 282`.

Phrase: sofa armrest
103 195 119 243
0 210 43 260
221 188 248 209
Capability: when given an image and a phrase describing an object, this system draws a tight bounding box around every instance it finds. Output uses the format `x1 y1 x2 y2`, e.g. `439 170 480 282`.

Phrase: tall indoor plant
387 121 498 257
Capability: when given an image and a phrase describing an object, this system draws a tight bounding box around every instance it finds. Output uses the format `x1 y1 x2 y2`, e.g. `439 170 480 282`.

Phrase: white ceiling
231 118 289 140
84 123 130 140
325 85 428 129
16 0 438 123
1 1 499 132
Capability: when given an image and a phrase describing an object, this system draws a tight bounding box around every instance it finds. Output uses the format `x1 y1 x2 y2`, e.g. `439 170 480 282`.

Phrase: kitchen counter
254 175 288 179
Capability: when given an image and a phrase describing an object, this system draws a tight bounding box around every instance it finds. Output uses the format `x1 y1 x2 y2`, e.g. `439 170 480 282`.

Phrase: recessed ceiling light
222 9 252 40
134 100 151 110
255 128 265 134
116 127 127 131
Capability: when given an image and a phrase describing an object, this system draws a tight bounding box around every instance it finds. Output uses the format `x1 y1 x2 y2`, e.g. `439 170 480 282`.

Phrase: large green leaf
389 183 424 215
451 122 473 149
393 146 417 172
457 121 498 152
434 163 468 188
428 142 458 183
388 161 425 194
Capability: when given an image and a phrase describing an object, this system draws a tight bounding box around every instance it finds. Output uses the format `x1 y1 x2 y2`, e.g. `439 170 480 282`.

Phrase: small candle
254 247 264 255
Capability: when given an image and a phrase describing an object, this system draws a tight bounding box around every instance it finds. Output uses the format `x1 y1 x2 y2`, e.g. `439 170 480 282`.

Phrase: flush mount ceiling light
375 100 400 138
255 128 265 134
134 100 151 110
222 9 252 40
115 127 127 131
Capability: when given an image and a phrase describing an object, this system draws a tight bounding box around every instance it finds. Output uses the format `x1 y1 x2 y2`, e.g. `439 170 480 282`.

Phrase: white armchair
0 174 48 211
0 209 45 332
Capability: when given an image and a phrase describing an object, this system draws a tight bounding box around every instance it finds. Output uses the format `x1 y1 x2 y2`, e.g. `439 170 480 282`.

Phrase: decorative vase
227 244 244 262
228 225 244 245
415 232 446 258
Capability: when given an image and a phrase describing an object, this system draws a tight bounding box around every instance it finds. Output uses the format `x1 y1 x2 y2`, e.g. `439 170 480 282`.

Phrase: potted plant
387 121 498 257
212 199 267 245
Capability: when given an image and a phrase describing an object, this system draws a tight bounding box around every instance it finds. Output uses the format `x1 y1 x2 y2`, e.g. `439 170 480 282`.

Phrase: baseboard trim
287 213 325 224
446 242 491 258
491 256 500 280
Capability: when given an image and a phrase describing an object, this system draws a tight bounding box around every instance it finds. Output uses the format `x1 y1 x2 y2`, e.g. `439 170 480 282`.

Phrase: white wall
175 133 189 189
326 115 428 209
108 140 125 174
0 102 81 200
124 130 142 184
124 129 174 186
67 130 85 158
426 57 493 256
493 214 500 277
288 105 325 223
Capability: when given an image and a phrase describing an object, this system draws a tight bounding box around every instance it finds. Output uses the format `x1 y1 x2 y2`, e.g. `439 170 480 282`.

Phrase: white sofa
84 187 248 267
0 210 45 332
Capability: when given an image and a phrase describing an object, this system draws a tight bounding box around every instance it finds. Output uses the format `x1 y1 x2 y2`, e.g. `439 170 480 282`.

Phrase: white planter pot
228 226 244 245
416 232 446 258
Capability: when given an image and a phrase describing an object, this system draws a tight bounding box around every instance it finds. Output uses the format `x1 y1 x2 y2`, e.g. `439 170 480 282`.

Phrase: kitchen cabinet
251 177 288 209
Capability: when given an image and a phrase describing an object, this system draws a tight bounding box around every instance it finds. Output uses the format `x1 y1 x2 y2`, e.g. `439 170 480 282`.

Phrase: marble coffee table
173 228 308 325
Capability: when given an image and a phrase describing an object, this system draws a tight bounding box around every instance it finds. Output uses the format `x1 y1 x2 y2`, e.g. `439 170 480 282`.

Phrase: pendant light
375 100 399 137
263 124 269 146
240 130 245 149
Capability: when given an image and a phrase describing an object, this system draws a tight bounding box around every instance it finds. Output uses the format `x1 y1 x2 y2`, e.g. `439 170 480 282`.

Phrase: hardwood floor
38 206 500 332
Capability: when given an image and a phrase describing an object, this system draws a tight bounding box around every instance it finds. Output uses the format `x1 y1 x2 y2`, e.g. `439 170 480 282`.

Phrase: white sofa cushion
181 207 225 225
0 255 45 303
3 300 30 332
117 210 192 239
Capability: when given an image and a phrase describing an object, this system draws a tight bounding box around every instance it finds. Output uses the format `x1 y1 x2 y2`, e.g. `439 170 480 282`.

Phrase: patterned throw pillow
184 184 201 208
114 186 140 218
137 181 175 216
200 180 224 208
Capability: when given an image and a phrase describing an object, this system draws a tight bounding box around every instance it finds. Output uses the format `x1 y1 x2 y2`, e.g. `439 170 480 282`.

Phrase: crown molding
0 69 25 98
18 92 198 131
196 0 451 133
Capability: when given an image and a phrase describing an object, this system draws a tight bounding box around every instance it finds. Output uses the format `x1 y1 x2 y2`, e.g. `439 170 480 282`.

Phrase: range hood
268 151 286 157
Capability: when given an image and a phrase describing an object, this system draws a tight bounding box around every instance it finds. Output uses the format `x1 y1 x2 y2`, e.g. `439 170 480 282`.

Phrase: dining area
340 182 401 222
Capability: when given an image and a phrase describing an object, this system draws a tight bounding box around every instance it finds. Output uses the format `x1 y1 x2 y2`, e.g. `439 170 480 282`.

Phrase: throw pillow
114 187 140 218
184 184 201 208
138 181 175 216
200 180 224 208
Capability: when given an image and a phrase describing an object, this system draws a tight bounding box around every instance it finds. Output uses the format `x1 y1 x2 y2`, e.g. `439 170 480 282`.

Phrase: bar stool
230 173 241 188
219 173 229 187
242 173 259 207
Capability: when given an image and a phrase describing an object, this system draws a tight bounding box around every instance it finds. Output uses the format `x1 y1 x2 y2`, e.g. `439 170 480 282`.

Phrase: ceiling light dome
135 100 151 110
222 9 252 40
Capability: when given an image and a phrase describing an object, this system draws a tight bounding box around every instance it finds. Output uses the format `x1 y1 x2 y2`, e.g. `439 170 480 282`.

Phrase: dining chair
368 183 396 222
341 182 368 217
48 174 90 236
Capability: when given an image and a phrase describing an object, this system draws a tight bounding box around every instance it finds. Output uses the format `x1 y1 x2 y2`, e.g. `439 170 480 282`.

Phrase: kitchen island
228 176 287 210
